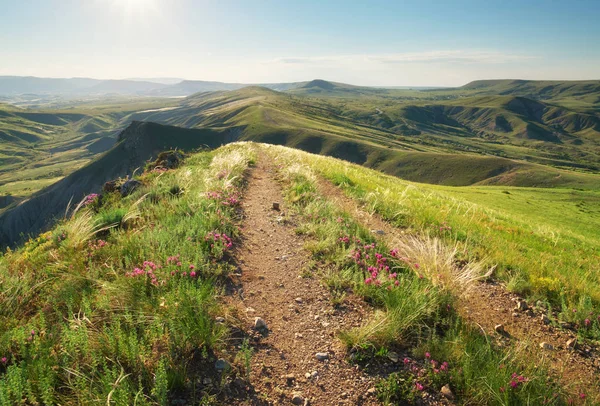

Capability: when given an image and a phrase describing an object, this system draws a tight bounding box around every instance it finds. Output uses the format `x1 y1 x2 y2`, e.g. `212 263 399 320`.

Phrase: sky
1 0 599 87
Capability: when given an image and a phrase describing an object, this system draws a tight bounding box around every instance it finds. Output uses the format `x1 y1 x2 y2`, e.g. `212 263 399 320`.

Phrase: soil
314 176 600 400
225 159 380 405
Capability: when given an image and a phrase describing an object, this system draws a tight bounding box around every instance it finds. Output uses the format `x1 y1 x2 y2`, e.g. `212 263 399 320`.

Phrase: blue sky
1 0 599 86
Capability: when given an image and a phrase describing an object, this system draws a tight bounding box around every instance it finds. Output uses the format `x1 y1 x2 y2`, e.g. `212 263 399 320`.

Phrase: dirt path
228 158 379 405
315 177 600 399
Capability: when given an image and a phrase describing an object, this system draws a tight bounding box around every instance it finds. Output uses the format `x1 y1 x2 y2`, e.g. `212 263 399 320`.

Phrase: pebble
512 312 519 317
541 315 551 325
203 377 212 385
441 384 455 400
245 307 255 313
215 358 231 371
517 300 528 311
215 317 225 323
291 393 304 405
272 202 280 211
539 342 554 350
366 387 376 396
315 352 329 361
295 297 304 304
494 324 505 334
254 317 267 330
295 333 303 339
387 351 399 363
566 338 577 349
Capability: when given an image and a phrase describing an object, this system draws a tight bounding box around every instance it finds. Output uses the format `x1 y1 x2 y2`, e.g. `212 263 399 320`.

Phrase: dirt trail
315 178 600 398
228 158 379 405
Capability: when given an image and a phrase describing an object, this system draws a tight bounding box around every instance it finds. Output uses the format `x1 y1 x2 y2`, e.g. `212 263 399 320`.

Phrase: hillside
0 122 235 247
1 143 599 405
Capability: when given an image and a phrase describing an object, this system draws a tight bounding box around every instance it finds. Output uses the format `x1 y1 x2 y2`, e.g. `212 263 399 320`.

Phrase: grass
265 144 577 404
264 145 600 335
0 143 256 405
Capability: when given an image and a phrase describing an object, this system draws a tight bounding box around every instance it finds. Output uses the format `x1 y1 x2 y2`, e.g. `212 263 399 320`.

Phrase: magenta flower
1 357 6 364
425 352 430 359
510 380 518 389
415 382 424 391
189 264 195 270
31 329 35 336
584 318 591 327
190 271 197 277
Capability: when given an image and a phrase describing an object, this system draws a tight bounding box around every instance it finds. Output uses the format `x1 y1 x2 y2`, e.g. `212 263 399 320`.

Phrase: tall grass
0 143 256 405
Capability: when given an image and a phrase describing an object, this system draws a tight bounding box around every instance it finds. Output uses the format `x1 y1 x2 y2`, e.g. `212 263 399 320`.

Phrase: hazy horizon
1 0 599 87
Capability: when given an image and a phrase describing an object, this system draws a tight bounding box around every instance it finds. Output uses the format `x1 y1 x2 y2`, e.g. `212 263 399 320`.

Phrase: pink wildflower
425 352 430 359
415 382 424 391
190 271 197 277
1 357 6 364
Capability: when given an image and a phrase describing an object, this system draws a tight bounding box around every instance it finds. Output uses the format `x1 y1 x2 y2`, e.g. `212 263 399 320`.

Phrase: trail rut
228 158 379 405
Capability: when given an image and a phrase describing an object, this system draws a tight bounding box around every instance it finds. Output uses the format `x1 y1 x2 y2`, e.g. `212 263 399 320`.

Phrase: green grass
266 144 572 405
0 144 256 405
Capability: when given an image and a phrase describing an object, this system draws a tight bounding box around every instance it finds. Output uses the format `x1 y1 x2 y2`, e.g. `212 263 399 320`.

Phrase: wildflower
190 271 197 277
394 280 399 286
510 380 518 389
584 318 591 327
1 357 6 364
415 382 424 391
499 387 505 393
425 352 430 359
580 393 586 399
189 264 195 270
403 357 411 365
31 329 35 336
414 263 420 269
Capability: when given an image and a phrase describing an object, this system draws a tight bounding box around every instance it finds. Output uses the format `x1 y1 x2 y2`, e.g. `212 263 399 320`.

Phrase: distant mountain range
0 76 312 97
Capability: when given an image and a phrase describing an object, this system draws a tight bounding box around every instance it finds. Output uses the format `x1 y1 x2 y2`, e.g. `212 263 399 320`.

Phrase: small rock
366 387 377 396
245 307 255 313
539 342 554 350
512 312 520 317
295 297 303 304
254 317 267 330
387 351 399 363
372 229 385 235
494 324 505 334
517 300 528 311
525 309 534 317
272 202 280 211
285 374 295 385
202 377 212 385
441 384 455 400
541 315 551 325
215 317 225 323
291 393 304 405
315 352 329 361
295 333 303 339
215 358 231 371
311 371 318 379
566 338 577 349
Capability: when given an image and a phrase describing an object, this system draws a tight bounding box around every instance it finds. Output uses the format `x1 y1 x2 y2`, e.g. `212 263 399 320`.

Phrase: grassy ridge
266 145 571 404
0 145 255 404
261 144 600 333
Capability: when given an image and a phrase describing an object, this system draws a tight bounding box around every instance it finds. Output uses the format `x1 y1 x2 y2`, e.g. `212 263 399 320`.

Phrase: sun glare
105 0 159 18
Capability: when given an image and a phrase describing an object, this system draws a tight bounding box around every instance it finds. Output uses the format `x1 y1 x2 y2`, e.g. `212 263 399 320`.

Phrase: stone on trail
272 202 280 211
541 314 551 325
494 324 505 334
291 393 304 405
539 342 554 350
254 317 267 330
295 297 303 304
566 338 577 349
516 300 528 311
315 352 329 361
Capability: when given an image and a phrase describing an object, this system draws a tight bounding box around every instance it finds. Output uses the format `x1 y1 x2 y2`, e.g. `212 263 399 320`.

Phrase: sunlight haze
1 0 599 86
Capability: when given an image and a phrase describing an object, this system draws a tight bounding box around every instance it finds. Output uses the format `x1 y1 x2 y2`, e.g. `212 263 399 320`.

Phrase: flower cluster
152 167 168 173
167 255 182 267
206 190 241 207
125 261 160 286
401 353 451 394
205 232 233 250
82 193 99 207
342 238 409 288
499 372 529 393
